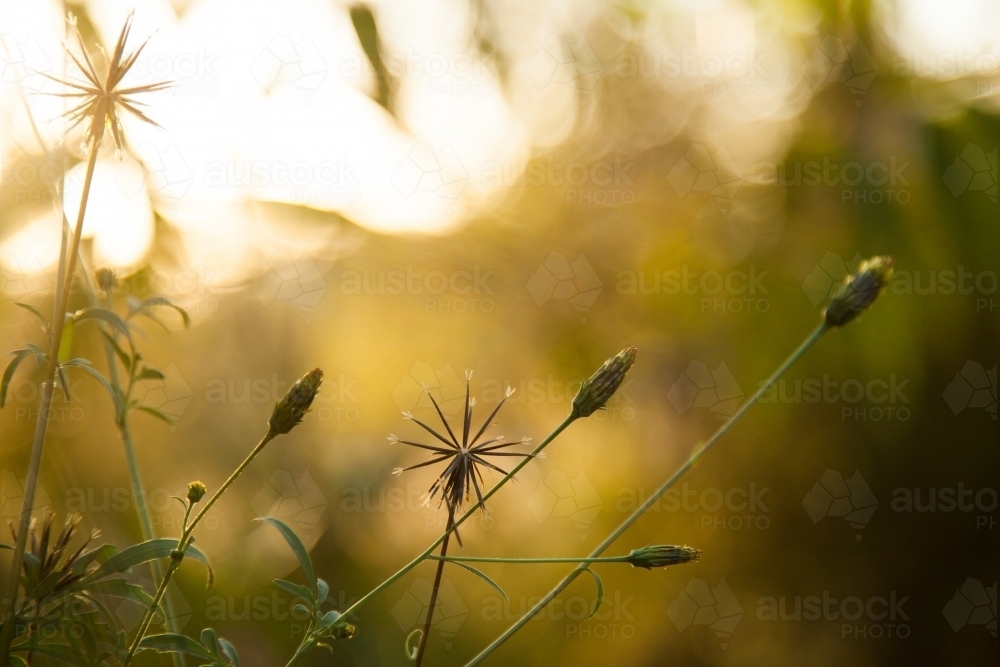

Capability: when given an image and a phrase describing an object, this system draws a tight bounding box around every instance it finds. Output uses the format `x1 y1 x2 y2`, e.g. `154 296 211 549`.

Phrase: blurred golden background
0 0 997 665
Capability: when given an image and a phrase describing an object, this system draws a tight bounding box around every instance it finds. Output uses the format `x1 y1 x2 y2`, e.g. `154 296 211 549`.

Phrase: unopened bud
572 347 637 418
824 256 894 327
187 481 207 504
626 545 701 569
331 623 357 640
96 267 117 293
268 368 324 436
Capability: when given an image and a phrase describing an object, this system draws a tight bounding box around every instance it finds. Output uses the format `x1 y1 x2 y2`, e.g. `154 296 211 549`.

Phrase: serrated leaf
583 568 604 621
273 579 313 603
255 517 316 596
134 405 174 424
448 561 508 602
1 349 34 408
138 633 217 662
217 637 240 667
15 302 48 329
60 358 124 422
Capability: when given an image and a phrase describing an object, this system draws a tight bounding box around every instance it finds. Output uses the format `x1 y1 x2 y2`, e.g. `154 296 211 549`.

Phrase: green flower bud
626 545 701 569
572 347 637 418
823 256 894 327
268 368 324 436
187 481 207 504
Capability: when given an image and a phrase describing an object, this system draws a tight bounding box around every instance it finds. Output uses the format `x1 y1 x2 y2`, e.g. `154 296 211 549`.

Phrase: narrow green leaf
79 538 211 584
131 297 191 328
134 405 174 425
85 578 157 607
58 316 75 363
255 517 316 596
99 330 131 371
135 366 166 381
60 358 124 422
72 307 131 340
1 349 33 408
138 633 217 662
448 561 509 602
15 302 48 328
200 627 220 656
316 578 329 605
583 568 604 621
273 579 313 603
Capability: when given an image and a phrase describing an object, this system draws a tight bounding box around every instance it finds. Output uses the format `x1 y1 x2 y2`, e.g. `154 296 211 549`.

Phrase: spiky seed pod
626 545 701 569
824 256 895 327
268 369 323 436
392 374 533 516
187 481 207 504
41 11 172 151
571 347 638 418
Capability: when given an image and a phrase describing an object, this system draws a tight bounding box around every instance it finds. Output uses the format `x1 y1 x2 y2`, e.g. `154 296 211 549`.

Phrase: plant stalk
429 556 633 564
0 133 102 666
121 432 276 667
465 322 830 665
413 510 454 667
283 413 578 667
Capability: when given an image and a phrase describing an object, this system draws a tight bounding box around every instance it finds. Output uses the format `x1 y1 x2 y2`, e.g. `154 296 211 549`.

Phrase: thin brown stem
0 132 102 665
414 509 454 667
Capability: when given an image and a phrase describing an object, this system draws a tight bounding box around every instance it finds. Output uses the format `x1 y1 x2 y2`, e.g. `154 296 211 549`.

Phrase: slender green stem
413 510 454 667
465 322 830 665
282 413 579 667
429 555 632 564
121 432 276 667
0 133 102 666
